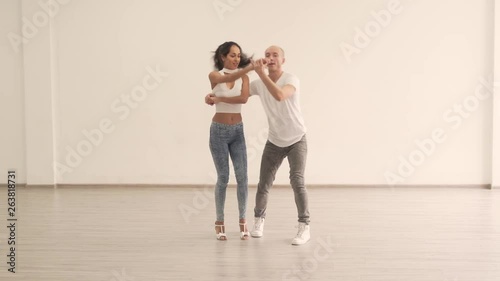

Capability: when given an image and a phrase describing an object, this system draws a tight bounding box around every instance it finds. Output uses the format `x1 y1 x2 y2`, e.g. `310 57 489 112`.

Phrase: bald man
249 46 310 245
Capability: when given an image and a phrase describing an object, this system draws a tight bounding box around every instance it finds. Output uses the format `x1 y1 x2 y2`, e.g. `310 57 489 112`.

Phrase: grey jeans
254 135 310 224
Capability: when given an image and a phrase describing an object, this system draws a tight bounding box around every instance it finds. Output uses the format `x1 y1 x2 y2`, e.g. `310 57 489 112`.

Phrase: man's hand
253 58 268 76
205 93 215 106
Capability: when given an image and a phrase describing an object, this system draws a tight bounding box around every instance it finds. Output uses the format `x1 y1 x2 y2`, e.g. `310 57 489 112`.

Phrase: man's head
264 45 285 72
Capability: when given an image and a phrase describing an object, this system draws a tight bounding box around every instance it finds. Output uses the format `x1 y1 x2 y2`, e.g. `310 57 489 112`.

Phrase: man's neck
268 69 284 82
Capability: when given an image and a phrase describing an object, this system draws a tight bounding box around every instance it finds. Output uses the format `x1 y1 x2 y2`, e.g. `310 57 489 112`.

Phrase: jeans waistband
211 121 243 128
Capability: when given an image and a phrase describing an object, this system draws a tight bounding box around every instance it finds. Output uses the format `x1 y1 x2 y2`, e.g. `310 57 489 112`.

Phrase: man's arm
258 74 295 102
254 59 295 101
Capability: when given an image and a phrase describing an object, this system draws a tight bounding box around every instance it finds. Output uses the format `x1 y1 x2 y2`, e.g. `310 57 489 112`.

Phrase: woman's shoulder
208 70 224 85
209 69 223 76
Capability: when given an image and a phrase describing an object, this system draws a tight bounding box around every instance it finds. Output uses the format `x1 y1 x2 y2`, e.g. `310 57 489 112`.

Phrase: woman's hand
248 59 255 71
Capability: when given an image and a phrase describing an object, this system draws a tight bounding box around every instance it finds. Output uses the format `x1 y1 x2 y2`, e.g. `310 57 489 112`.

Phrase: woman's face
222 45 241 70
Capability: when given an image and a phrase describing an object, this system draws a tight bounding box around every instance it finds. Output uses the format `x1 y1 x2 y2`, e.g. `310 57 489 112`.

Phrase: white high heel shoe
239 222 250 240
215 223 227 241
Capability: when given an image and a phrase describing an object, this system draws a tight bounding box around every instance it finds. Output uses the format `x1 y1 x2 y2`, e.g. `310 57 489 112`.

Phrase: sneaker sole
291 239 310 245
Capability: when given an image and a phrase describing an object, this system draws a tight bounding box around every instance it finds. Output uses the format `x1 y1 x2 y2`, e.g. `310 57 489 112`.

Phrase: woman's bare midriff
212 113 242 125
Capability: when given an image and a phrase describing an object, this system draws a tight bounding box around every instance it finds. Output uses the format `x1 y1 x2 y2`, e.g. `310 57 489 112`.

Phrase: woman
207 41 253 240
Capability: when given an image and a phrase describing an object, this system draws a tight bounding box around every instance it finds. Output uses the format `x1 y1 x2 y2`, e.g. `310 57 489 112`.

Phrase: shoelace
255 219 262 230
295 225 306 237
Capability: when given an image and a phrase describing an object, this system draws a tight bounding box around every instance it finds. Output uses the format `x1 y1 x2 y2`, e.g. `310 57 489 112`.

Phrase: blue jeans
209 122 248 221
254 135 310 224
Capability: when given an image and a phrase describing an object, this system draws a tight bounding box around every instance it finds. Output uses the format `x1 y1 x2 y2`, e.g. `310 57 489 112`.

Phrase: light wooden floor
0 185 499 281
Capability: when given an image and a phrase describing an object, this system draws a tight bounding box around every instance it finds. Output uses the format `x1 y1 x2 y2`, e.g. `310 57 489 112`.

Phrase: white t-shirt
213 70 243 113
250 72 306 147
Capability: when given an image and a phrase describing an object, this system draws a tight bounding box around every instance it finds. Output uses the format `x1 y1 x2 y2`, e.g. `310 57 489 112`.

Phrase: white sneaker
291 222 310 245
251 217 265 238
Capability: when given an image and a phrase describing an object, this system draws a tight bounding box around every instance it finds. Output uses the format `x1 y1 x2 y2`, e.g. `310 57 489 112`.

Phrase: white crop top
212 70 243 113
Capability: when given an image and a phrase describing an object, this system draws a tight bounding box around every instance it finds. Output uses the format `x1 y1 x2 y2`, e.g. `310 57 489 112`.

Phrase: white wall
2 0 497 186
0 0 26 183
22 0 58 185
493 0 500 188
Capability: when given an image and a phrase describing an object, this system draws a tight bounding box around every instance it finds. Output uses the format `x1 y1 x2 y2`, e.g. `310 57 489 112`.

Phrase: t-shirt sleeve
250 80 259 96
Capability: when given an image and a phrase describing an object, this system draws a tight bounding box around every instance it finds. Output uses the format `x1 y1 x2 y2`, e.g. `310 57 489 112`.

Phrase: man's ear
282 57 286 64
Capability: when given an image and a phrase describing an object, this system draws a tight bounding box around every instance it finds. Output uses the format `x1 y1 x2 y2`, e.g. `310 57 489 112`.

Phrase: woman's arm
210 75 250 104
209 64 254 87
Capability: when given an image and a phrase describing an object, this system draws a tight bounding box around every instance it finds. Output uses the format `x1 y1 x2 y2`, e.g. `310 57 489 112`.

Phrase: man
249 46 310 245
205 45 310 245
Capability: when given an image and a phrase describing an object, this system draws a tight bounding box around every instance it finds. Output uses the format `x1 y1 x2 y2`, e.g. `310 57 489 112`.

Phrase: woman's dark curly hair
213 41 252 70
